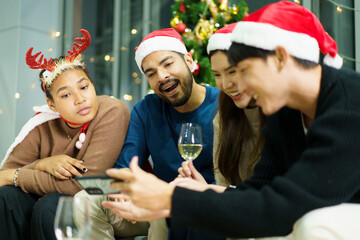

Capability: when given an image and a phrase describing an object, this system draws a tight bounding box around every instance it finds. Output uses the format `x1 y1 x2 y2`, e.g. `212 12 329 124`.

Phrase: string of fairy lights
0 29 140 116
0 0 359 116
322 0 360 64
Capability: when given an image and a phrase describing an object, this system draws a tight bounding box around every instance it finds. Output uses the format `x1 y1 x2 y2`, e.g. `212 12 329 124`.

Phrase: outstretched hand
107 156 175 211
102 194 170 222
36 155 86 180
176 160 227 193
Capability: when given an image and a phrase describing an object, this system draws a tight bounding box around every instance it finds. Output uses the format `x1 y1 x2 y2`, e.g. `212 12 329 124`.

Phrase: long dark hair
216 91 265 184
209 50 265 184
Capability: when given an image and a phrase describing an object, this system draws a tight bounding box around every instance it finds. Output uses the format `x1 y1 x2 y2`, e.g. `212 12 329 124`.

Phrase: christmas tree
170 0 248 86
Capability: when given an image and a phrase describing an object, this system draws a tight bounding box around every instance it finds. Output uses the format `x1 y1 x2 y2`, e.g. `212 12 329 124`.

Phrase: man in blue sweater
115 28 221 240
116 28 219 185
79 28 221 240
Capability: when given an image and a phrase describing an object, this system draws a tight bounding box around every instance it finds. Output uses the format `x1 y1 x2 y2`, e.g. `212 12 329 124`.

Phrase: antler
65 29 91 62
25 48 56 71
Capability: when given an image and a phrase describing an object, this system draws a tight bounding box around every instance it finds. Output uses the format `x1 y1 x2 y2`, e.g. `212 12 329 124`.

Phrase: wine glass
54 196 92 240
178 123 203 162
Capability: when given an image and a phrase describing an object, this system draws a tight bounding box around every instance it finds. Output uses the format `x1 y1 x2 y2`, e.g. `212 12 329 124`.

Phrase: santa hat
230 1 343 69
207 22 238 54
135 28 195 73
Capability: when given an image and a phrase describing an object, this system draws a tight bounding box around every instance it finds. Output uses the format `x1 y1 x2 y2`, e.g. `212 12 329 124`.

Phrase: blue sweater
115 85 219 184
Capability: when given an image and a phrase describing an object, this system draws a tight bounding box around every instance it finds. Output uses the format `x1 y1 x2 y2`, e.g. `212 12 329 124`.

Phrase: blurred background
1 0 359 159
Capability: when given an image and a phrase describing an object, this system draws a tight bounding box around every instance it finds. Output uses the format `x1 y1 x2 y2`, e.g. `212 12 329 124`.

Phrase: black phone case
75 175 121 195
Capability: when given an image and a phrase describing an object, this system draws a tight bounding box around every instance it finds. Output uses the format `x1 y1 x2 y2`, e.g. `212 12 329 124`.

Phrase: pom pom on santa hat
135 28 196 73
207 22 238 54
230 1 343 69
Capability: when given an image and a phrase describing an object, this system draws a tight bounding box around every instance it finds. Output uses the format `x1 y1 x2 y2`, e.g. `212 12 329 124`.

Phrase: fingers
108 193 131 201
182 161 192 177
56 161 82 178
129 156 143 175
187 160 206 182
106 168 133 193
69 159 88 175
54 169 71 180
64 164 83 177
106 168 133 181
102 201 134 221
187 160 198 174
177 167 186 178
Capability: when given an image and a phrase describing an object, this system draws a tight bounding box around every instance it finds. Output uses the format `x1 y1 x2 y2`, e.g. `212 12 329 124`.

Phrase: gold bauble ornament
230 4 239 15
170 16 181 28
194 19 212 43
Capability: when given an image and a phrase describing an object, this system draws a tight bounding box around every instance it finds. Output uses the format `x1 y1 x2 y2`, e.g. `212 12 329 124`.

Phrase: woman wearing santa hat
102 2 360 240
0 29 131 240
175 22 265 195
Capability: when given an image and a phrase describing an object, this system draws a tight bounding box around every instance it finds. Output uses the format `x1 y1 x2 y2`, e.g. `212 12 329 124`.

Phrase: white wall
0 0 63 160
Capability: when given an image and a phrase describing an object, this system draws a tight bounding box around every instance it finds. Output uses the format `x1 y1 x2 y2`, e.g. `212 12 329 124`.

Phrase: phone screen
75 175 121 195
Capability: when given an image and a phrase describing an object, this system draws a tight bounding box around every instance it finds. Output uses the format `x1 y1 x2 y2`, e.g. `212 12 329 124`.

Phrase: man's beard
158 70 193 107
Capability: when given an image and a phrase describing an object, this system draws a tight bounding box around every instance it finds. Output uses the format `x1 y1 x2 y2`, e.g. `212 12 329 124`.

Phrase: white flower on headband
42 70 51 79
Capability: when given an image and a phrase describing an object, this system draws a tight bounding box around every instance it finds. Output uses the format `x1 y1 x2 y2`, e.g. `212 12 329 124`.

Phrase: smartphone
75 174 122 195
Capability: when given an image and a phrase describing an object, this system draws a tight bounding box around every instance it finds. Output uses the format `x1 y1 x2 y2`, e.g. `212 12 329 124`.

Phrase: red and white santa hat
207 22 238 54
230 1 343 69
135 28 193 73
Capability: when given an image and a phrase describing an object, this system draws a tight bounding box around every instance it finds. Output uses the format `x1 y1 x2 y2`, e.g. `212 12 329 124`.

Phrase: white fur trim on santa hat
324 53 343 69
1 105 59 166
207 33 232 54
231 21 320 63
135 36 188 73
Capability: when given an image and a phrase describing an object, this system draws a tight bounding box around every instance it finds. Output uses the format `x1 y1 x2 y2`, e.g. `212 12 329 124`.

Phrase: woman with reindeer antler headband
0 29 133 240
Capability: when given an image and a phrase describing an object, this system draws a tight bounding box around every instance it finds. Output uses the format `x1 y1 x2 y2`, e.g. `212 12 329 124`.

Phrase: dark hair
39 57 92 100
227 42 318 69
216 91 265 184
209 49 265 184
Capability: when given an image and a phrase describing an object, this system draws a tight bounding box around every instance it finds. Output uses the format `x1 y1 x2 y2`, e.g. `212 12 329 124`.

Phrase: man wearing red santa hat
102 1 360 240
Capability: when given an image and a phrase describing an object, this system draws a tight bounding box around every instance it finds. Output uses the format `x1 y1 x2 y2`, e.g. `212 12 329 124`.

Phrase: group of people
1 1 360 240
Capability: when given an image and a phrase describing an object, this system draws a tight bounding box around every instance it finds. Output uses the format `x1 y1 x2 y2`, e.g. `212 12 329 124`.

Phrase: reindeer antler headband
25 29 91 91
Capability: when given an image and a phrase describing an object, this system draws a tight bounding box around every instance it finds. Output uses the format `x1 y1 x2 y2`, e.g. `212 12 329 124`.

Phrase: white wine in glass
54 196 92 240
178 123 203 162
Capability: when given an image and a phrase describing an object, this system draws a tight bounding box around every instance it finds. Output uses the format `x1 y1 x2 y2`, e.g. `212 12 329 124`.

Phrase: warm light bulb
123 94 133 101
31 83 36 89
131 29 138 34
110 57 115 62
51 31 61 38
336 6 343 13
104 55 110 61
0 109 3 115
89 57 95 63
132 72 138 78
294 0 300 4
135 78 142 84
14 92 20 99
